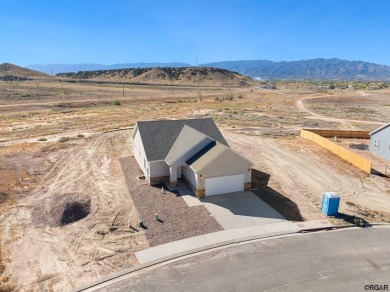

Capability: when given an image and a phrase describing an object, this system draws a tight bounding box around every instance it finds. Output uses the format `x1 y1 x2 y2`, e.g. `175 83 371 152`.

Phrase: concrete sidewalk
135 220 336 264
76 219 349 291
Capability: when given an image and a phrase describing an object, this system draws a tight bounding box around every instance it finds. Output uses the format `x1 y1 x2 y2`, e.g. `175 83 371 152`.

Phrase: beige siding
197 150 252 188
149 160 170 177
132 128 149 177
185 166 197 187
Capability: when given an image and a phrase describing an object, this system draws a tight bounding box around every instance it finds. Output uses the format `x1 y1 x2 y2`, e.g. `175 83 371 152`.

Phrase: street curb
299 223 354 231
73 224 359 291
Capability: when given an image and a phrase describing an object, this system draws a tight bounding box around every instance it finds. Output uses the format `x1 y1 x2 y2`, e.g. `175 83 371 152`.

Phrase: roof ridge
185 141 217 165
165 125 213 165
369 121 390 135
137 117 213 124
181 124 214 140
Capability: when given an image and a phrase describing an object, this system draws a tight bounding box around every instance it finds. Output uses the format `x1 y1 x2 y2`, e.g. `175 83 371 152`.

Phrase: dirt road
0 130 148 291
224 131 390 220
295 95 384 127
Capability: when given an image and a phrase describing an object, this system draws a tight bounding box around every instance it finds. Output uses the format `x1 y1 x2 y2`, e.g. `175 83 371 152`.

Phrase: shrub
112 100 121 106
224 92 234 101
58 137 70 143
237 94 244 99
37 137 47 141
76 133 85 138
198 95 203 102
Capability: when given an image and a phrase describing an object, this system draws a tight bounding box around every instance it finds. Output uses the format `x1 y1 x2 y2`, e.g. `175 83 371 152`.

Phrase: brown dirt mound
31 193 91 227
57 67 253 86
0 63 48 78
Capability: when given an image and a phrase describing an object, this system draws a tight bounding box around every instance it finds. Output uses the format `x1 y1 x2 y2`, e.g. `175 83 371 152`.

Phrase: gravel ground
120 157 223 247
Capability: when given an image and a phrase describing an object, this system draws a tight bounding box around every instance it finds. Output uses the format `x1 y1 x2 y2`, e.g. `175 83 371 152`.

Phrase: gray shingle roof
165 125 211 165
136 118 228 161
186 141 228 171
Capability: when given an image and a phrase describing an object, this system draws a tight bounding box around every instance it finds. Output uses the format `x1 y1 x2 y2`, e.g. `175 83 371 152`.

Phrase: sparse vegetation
0 75 389 290
58 137 70 143
1 245 13 292
223 91 234 101
267 79 390 90
55 67 252 86
197 91 203 102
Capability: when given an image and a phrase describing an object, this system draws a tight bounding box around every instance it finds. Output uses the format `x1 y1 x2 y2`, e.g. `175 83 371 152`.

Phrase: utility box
321 192 340 216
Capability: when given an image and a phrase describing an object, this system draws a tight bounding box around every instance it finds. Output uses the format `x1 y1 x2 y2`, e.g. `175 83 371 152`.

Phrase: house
258 85 277 90
132 118 253 198
369 122 390 161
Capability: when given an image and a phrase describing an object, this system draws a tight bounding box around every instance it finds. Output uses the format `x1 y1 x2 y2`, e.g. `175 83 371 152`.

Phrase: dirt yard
1 80 390 291
334 138 390 176
224 131 390 222
1 132 149 291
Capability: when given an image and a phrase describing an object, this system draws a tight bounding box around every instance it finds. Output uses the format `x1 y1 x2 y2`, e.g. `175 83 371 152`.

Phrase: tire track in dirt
1 130 149 291
224 132 390 218
295 95 385 126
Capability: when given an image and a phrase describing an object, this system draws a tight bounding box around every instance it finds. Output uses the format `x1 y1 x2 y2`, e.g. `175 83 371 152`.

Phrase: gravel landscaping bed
120 157 223 247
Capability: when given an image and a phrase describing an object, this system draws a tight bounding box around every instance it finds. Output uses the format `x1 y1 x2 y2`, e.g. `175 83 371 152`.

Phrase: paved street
83 227 390 292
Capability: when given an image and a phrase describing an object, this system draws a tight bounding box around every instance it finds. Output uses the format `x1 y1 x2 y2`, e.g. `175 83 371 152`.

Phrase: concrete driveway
200 191 286 229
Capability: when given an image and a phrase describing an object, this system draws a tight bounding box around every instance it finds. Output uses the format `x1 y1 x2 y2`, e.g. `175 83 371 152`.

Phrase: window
374 139 380 150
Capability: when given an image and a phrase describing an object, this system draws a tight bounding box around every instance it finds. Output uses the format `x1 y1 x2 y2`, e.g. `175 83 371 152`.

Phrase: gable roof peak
134 118 228 161
369 122 390 135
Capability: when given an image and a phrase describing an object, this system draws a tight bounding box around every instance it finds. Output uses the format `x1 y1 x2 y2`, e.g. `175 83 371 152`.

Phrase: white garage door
205 174 245 196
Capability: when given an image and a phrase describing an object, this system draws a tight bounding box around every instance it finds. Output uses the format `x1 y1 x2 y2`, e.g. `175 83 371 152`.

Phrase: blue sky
1 0 390 66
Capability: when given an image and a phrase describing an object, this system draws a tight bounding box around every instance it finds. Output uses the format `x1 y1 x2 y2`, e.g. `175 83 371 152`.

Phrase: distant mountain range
25 58 390 80
202 58 390 80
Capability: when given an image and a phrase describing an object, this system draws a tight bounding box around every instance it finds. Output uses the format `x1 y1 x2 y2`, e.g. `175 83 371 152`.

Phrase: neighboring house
258 85 277 90
132 118 253 198
369 122 390 161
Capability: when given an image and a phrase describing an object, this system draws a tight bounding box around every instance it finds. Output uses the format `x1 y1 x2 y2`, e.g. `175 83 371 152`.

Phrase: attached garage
186 142 253 198
205 174 245 196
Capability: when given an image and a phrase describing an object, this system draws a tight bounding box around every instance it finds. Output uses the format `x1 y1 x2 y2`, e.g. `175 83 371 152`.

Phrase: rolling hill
56 67 252 86
26 62 191 75
202 58 390 80
25 58 390 80
0 63 48 80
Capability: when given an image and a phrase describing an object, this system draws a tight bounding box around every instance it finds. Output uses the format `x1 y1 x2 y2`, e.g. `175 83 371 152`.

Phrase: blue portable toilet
321 192 340 216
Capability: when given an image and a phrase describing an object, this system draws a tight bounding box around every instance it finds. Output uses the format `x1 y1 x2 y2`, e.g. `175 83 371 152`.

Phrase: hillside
0 63 48 80
56 67 252 86
202 58 390 80
26 62 191 75
29 58 390 80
